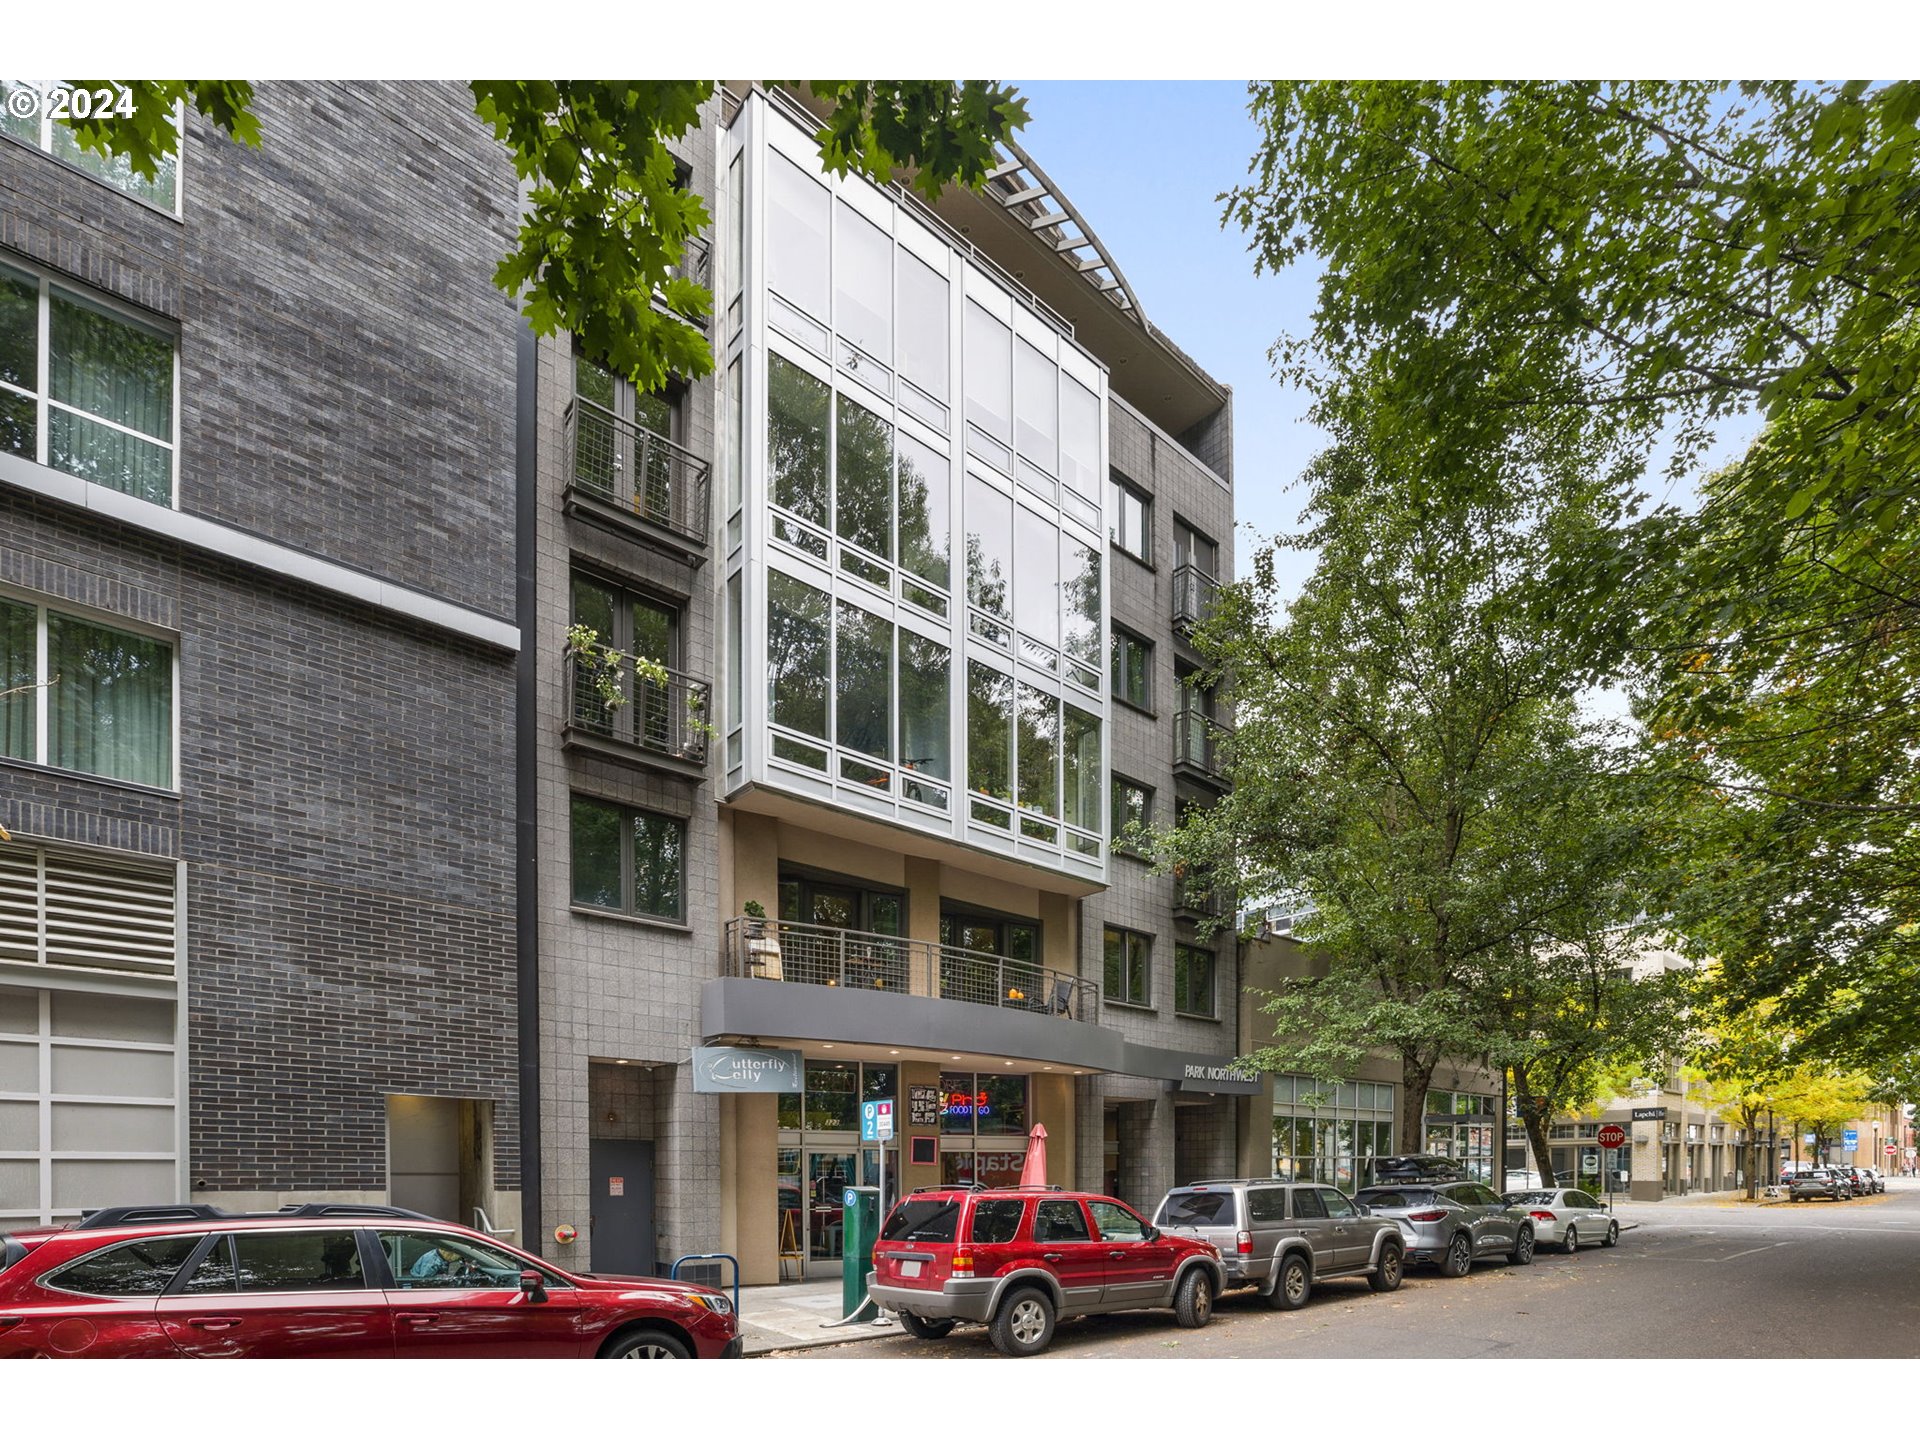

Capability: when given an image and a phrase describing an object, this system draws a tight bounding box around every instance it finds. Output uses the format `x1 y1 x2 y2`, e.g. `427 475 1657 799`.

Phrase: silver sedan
1501 1187 1620 1253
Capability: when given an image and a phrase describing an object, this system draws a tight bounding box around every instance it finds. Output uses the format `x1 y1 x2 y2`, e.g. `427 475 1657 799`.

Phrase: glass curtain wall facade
1270 1075 1397 1193
721 95 1109 886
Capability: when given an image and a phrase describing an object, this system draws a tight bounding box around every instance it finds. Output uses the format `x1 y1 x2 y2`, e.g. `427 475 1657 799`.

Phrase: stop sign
1888 1143 1899 1156
1597 1123 1628 1149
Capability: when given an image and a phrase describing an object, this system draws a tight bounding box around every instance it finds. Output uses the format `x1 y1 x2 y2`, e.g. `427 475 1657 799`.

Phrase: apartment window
1109 473 1151 562
1 263 177 505
835 600 892 762
897 430 950 601
895 251 949 409
964 474 1012 625
1016 684 1059 820
1 595 174 788
1014 339 1058 476
1111 627 1153 711
1174 520 1219 578
1061 536 1101 689
765 150 830 328
833 200 891 365
1111 777 1153 857
962 302 1012 454
571 571 677 666
767 571 830 754
1174 944 1216 1019
0 83 181 212
1058 376 1100 504
898 631 950 805
1062 705 1100 836
966 660 1013 819
1103 926 1151 1009
768 353 830 555
570 795 686 922
836 391 893 572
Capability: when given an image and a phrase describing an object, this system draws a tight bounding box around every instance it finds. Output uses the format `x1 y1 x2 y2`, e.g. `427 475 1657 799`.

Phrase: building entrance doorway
777 1143 898 1280
589 1137 657 1277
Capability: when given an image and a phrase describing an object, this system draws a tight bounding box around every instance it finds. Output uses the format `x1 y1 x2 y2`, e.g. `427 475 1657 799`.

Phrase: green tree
1171 406 1659 1147
58 79 1026 391
1224 80 1920 1071
1775 1068 1877 1167
1691 986 1796 1198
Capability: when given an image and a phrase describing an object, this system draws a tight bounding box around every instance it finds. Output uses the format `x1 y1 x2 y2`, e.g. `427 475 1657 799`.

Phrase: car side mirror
1355 1204 1372 1216
519 1269 548 1302
1143 1225 1160 1242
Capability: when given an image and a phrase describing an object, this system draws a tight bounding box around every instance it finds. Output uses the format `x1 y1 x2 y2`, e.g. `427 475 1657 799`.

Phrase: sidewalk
737 1277 901 1356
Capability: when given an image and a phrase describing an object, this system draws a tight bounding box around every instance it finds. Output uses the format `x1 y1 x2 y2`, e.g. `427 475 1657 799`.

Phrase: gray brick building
1 81 523 1229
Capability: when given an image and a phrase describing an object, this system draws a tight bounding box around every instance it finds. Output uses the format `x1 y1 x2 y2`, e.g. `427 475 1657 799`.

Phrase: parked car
1353 1179 1535 1275
0 1203 740 1358
1861 1167 1887 1193
1501 1187 1621 1253
1787 1169 1849 1202
867 1185 1225 1356
1151 1179 1404 1309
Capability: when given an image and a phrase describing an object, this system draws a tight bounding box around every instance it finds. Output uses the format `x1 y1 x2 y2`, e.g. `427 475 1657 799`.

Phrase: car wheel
1562 1224 1580 1255
1367 1243 1404 1293
1601 1221 1619 1248
1174 1268 1214 1329
1440 1230 1474 1278
1511 1227 1535 1266
989 1287 1056 1358
899 1311 957 1341
1268 1251 1312 1310
603 1327 691 1359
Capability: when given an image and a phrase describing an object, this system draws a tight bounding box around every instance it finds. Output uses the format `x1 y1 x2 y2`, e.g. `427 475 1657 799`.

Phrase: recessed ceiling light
889 1050 900 1055
952 1055 963 1060
615 1059 629 1065
822 1044 835 1049
1043 1066 1053 1071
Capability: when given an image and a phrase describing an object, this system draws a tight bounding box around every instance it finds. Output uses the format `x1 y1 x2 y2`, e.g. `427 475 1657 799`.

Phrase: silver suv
1353 1179 1536 1276
1151 1180 1405 1311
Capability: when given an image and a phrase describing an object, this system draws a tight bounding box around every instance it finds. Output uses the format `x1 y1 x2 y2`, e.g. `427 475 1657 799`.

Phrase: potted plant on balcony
742 900 782 980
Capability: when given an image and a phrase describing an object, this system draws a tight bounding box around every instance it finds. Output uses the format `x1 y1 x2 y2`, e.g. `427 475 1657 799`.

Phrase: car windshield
1504 1191 1558 1206
1158 1191 1235 1226
881 1199 960 1243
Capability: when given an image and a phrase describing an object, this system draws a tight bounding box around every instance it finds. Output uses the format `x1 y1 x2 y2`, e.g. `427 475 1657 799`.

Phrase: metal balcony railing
1172 563 1220 630
723 917 1097 1020
1173 709 1232 779
1173 877 1227 920
565 399 711 548
565 648 711 767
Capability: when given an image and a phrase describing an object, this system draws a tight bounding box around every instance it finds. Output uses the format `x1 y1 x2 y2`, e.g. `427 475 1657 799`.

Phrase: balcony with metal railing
563 647 711 778
1172 563 1219 632
722 917 1095 1019
1173 708 1232 788
563 399 712 564
1173 874 1228 922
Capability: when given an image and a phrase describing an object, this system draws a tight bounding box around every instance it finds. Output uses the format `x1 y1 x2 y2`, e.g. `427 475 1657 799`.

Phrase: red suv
868 1185 1225 1356
0 1203 740 1359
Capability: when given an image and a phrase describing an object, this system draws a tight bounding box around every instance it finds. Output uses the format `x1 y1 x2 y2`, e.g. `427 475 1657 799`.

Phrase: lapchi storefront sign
692 1046 804 1093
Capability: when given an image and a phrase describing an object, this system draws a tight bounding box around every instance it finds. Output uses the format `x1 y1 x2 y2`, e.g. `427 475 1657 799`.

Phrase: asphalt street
773 1181 1920 1359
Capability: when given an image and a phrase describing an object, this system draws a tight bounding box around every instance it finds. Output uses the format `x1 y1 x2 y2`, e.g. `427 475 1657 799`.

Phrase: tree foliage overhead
56 79 1028 392
1227 81 1920 1071
1172 393 1667 1147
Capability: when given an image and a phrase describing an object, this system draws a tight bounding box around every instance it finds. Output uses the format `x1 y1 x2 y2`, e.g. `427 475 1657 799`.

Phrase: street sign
1597 1123 1628 1149
1843 1129 1858 1147
860 1098 895 1142
1887 1143 1899 1156
1581 1152 1600 1173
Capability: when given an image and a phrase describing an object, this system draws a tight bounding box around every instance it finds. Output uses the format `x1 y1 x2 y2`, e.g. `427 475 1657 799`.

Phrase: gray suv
1151 1180 1405 1310
1353 1179 1535 1276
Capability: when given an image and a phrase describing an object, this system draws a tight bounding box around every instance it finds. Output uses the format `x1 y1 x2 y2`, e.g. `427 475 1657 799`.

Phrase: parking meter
841 1185 880 1317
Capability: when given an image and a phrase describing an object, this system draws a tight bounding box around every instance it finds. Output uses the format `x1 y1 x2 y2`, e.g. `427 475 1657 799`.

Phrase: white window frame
0 585 181 793
0 258 181 508
0 83 185 218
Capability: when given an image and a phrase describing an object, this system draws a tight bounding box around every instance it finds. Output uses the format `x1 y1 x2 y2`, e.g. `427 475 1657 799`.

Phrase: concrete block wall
533 94 728 1272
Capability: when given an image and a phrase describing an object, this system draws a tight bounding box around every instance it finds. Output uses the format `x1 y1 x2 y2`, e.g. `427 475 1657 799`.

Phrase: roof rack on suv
74 1204 243 1230
74 1201 437 1231
911 1183 986 1194
273 1203 435 1220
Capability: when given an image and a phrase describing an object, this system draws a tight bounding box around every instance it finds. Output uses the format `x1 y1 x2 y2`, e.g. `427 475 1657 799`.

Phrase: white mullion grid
37 987 51 1224
42 394 178 453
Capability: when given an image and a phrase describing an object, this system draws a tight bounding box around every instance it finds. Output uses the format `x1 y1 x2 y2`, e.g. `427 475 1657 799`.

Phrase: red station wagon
868 1185 1225 1356
0 1203 740 1359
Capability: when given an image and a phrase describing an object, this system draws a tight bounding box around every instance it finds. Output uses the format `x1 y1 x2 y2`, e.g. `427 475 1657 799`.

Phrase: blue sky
1011 81 1324 590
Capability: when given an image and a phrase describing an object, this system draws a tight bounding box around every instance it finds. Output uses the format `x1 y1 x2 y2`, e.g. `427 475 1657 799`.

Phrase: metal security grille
0 845 177 974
